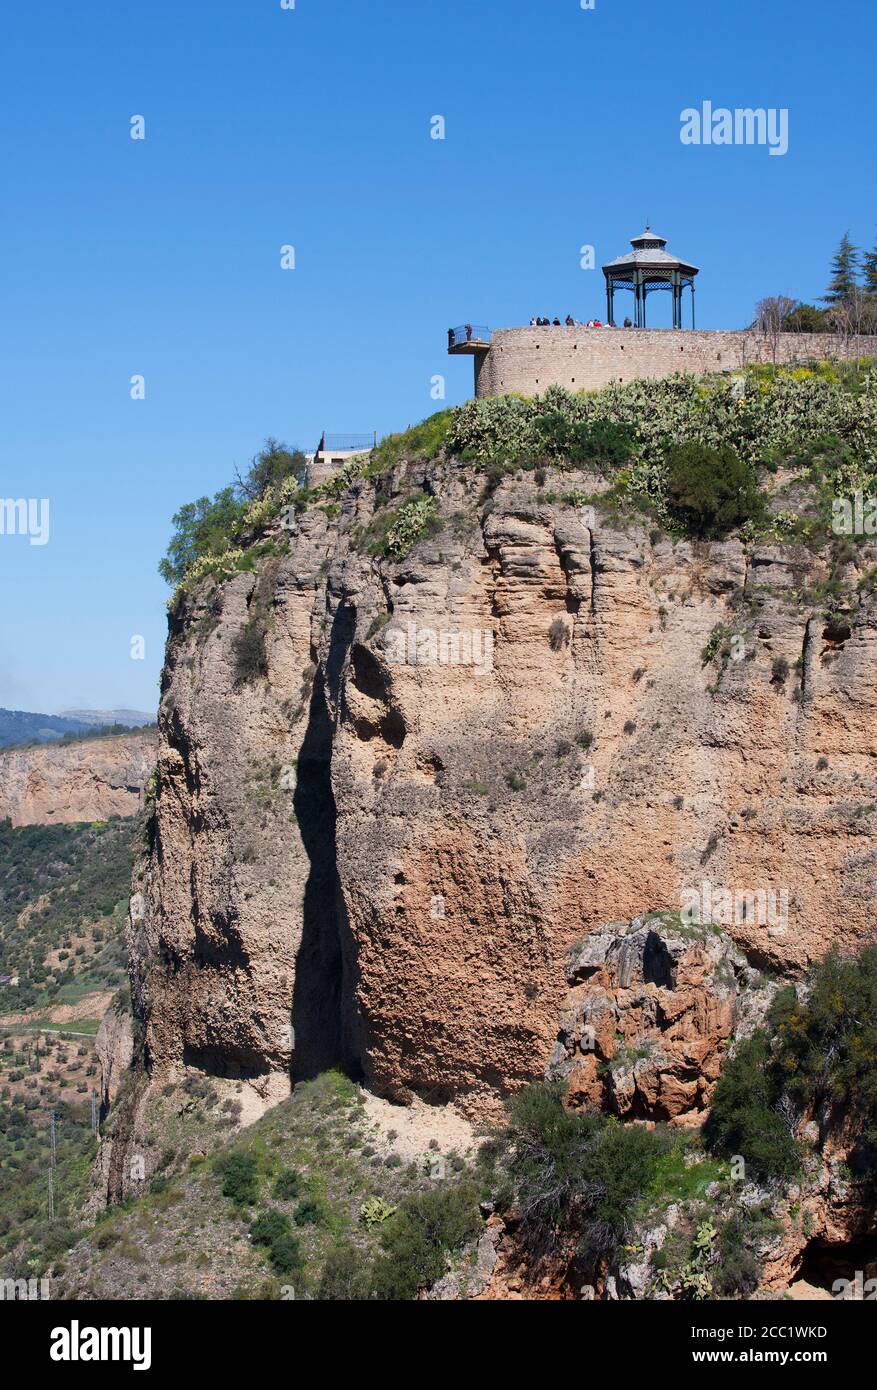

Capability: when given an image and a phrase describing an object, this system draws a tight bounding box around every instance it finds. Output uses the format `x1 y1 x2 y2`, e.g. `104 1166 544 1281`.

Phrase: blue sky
1 0 874 714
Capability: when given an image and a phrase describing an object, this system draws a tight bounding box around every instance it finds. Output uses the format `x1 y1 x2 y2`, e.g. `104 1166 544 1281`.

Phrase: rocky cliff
0 731 157 826
130 448 877 1129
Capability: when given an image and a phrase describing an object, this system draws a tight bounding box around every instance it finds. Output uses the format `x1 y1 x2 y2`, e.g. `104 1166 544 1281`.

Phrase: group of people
530 315 609 328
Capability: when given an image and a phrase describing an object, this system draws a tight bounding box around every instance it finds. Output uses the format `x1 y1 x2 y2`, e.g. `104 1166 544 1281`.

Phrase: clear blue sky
1 0 874 714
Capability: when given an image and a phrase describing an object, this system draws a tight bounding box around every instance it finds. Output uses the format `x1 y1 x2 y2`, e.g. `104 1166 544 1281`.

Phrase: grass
369 410 455 471
50 1070 484 1301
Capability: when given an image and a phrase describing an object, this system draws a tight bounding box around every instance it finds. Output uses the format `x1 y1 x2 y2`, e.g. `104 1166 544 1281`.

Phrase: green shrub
249 1208 304 1275
771 946 877 1152
232 619 268 686
273 1168 300 1201
533 413 636 470
215 1151 259 1207
370 1181 481 1300
249 1209 290 1248
316 1243 373 1300
708 947 877 1181
663 442 764 539
268 1232 303 1275
294 1198 324 1227
704 1034 801 1183
499 1083 671 1263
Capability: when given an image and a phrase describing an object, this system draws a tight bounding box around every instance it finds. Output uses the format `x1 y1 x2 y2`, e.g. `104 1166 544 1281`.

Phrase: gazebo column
690 282 696 329
606 278 614 327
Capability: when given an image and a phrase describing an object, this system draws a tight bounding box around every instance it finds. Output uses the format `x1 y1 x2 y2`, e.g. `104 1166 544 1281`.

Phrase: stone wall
472 327 877 397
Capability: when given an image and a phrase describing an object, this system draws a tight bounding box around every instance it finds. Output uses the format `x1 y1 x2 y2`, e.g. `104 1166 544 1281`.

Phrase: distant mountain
0 708 155 749
0 709 93 748
58 708 154 728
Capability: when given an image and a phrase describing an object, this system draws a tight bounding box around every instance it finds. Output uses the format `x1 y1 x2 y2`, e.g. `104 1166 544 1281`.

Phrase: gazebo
603 227 699 328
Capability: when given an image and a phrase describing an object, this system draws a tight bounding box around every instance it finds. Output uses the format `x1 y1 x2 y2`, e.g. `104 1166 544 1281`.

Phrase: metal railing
448 325 491 348
319 433 376 453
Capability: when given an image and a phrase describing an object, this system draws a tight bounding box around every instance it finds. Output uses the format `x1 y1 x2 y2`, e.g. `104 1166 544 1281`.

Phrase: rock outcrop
0 731 157 826
130 456 877 1126
547 913 772 1123
95 1003 135 1112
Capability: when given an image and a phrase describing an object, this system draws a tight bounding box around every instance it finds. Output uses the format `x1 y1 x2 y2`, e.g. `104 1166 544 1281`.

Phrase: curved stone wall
472 327 877 397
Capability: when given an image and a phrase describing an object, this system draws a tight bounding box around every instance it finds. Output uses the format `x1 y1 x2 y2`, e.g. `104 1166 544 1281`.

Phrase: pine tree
863 227 877 296
823 232 860 305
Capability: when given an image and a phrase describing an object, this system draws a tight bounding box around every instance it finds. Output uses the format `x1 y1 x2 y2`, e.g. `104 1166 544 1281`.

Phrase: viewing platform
447 325 492 354
305 431 377 488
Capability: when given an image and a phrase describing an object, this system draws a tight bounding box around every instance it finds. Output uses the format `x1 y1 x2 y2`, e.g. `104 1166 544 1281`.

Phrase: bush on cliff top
447 368 877 534
159 440 305 587
663 441 764 538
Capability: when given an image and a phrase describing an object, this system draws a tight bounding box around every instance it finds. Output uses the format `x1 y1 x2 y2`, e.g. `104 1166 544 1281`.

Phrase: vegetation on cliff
158 440 307 588
706 945 877 1182
49 1070 483 1301
159 363 877 599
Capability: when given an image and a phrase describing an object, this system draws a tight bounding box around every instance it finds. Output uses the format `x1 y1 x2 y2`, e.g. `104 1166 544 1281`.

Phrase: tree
826 284 877 340
755 295 796 334
784 302 828 334
158 487 244 586
235 438 307 500
663 442 764 539
863 227 877 297
755 296 797 363
823 232 860 306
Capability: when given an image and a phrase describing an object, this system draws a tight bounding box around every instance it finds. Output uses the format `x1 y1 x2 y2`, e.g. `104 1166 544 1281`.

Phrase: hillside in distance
0 708 154 749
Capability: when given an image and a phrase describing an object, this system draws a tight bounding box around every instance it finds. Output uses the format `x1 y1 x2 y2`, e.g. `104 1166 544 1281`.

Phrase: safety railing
448 325 492 348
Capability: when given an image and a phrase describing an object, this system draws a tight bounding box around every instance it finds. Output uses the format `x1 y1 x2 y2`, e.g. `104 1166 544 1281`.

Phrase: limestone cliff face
133 456 877 1120
0 731 157 826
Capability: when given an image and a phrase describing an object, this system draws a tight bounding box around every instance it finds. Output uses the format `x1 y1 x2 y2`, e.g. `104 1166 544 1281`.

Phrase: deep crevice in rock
291 649 361 1084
